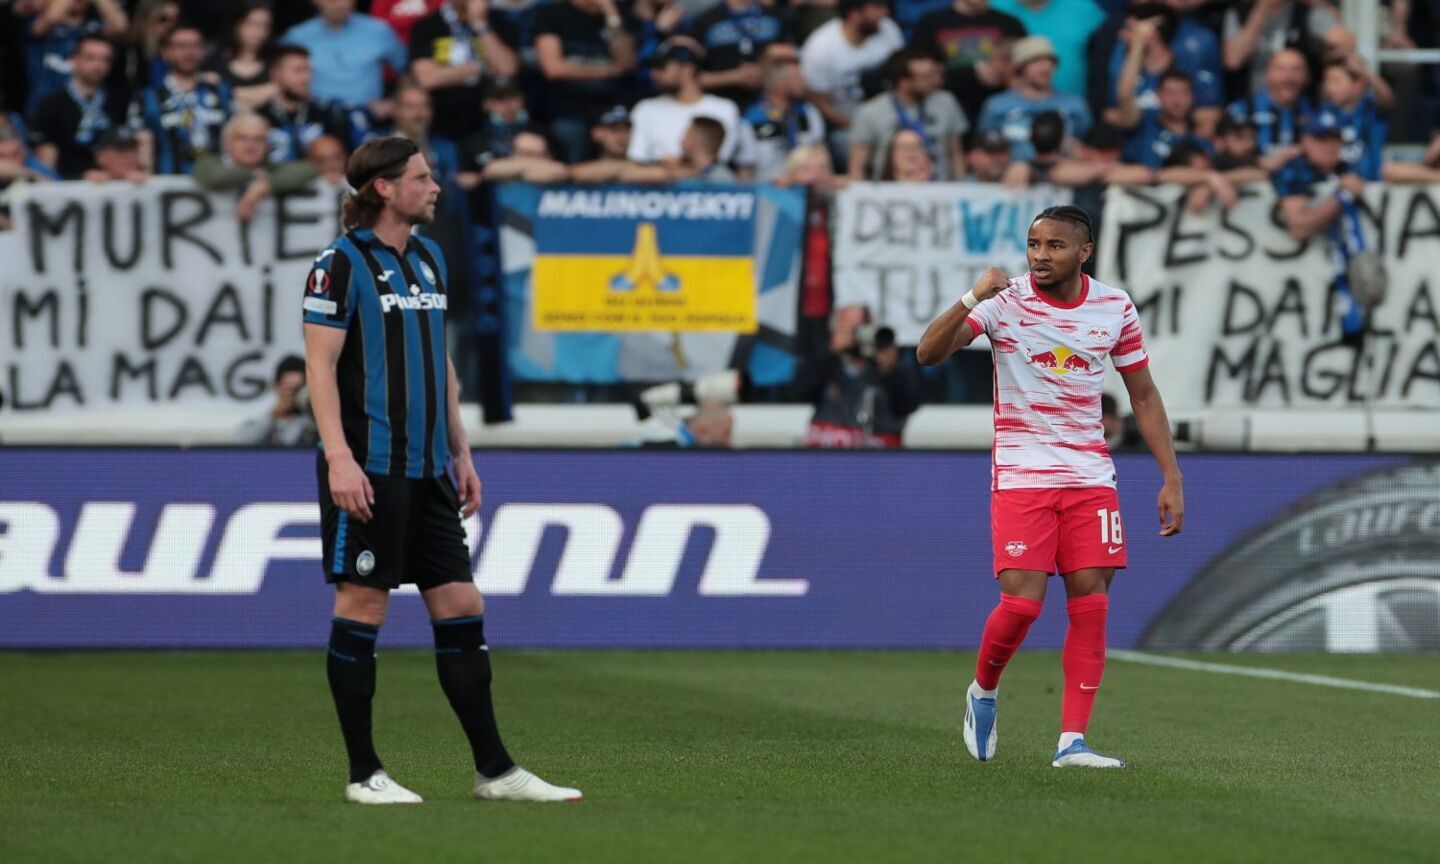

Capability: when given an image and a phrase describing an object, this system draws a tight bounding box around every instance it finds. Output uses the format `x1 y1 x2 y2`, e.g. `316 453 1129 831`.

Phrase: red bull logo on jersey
1028 345 1093 375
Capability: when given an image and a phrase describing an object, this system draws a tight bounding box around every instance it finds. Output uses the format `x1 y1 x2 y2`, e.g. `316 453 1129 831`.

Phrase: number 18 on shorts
991 487 1127 575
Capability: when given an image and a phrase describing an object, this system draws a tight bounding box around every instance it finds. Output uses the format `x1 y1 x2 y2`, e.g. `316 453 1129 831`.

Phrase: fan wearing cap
964 128 1013 183
628 40 741 166
456 76 530 183
570 105 635 183
1274 112 1370 337
976 36 1091 162
30 34 131 180
82 126 150 183
408 0 520 141
990 0 1105 97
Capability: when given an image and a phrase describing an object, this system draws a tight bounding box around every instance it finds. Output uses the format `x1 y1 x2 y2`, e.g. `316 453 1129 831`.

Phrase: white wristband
961 290 981 310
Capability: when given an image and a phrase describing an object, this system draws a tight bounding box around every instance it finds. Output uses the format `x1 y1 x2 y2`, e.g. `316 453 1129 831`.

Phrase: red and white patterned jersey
966 273 1148 490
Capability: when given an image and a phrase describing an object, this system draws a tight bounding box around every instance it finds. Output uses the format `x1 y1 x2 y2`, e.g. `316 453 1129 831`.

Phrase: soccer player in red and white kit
917 205 1185 768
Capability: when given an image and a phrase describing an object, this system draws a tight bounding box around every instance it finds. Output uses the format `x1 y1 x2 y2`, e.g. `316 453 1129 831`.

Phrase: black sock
327 617 383 784
433 615 515 779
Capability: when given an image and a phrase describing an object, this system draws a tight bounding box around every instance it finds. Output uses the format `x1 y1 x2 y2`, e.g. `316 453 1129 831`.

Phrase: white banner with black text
1097 184 1440 411
0 178 342 413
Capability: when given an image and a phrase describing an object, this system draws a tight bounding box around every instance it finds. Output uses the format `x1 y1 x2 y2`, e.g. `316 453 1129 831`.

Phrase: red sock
974 594 1043 690
1061 594 1110 734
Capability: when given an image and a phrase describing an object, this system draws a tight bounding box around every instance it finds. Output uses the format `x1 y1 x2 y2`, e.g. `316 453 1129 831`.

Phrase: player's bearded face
1026 219 1091 288
385 154 441 225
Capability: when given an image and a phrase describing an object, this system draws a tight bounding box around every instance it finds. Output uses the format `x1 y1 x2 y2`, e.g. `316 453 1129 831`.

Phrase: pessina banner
0 450 1435 652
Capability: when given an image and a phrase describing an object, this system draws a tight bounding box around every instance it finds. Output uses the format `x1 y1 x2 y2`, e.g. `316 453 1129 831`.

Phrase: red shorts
991 486 1128 576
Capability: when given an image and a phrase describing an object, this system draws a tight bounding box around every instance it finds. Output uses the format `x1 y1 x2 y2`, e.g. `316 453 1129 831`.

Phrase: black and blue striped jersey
303 228 451 479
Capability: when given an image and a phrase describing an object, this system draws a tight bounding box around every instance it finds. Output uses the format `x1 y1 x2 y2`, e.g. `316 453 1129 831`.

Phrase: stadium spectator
119 0 180 97
568 104 634 183
1115 54 1211 171
370 0 444 46
234 355 318 447
964 126 1013 182
849 46 967 181
258 46 352 163
132 22 233 175
1104 5 1220 135
29 34 128 179
0 125 59 229
990 0 1105 97
489 0 549 67
306 133 348 183
735 44 826 182
1210 114 1269 181
203 1 276 112
1223 0 1338 95
632 0 689 68
477 126 569 181
879 127 935 181
799 313 919 449
1317 57 1391 182
977 36 1090 161
800 0 904 165
82 126 150 183
781 141 838 188
623 115 738 182
687 0 791 107
194 113 319 221
391 82 461 186
409 0 520 141
1224 48 1313 157
456 76 529 180
25 0 128 116
1100 392 1140 450
628 41 740 165
534 0 637 163
1274 112 1370 339
912 0 1024 126
281 0 408 110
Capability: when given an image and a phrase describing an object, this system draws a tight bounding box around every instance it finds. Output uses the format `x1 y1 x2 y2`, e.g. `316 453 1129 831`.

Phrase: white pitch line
1108 650 1440 700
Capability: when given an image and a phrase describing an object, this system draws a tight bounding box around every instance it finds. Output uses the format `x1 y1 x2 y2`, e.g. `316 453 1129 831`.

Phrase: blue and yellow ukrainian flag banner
530 186 758 332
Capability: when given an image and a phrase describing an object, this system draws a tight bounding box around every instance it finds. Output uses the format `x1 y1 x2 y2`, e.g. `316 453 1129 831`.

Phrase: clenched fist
972 267 1011 302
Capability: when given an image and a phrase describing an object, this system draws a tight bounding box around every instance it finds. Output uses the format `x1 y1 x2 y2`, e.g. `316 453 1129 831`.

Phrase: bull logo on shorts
1005 541 1028 557
1027 345 1093 375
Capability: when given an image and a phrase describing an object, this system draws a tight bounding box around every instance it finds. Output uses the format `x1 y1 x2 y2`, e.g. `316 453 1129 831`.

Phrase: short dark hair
688 116 726 156
343 137 421 229
1033 205 1094 244
1159 68 1193 90
162 22 204 47
267 44 309 72
274 355 306 382
1030 110 1064 156
885 46 939 86
838 0 885 18
72 33 113 57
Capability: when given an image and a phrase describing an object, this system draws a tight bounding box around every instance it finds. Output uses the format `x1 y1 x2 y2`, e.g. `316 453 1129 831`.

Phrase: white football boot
474 767 583 802
345 770 424 804
963 680 999 761
1051 738 1127 768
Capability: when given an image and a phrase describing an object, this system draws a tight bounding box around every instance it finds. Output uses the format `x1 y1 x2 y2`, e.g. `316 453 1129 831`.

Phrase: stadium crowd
1 0 1437 445
3 0 1440 209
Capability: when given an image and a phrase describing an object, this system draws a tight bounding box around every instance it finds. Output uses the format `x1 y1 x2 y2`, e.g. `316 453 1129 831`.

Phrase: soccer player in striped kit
304 136 581 803
917 205 1185 768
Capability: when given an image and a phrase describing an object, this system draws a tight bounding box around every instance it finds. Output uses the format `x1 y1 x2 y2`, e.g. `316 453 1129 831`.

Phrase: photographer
797 308 919 449
235 355 318 447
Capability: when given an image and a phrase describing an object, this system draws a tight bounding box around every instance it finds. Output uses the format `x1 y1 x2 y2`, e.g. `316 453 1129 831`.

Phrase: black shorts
317 452 472 591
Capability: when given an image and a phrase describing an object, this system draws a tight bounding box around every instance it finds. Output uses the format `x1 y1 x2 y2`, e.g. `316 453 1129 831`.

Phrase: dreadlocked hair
1032 205 1095 244
341 137 421 230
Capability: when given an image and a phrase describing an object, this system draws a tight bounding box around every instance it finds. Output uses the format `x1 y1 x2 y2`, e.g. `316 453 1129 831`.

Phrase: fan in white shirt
628 41 741 165
800 0 904 130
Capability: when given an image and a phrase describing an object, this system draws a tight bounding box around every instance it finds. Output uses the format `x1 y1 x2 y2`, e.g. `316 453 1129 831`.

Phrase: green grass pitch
2 650 1436 864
